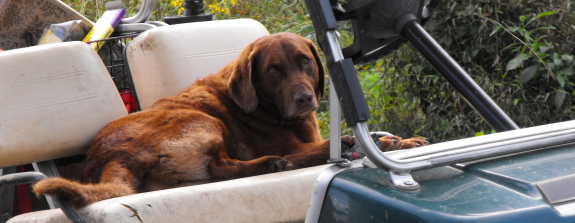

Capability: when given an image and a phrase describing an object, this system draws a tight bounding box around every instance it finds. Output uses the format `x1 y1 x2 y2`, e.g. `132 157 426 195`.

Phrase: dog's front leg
282 136 353 169
283 135 429 168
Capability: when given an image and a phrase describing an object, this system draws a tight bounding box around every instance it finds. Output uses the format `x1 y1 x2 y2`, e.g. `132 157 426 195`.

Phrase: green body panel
319 144 575 222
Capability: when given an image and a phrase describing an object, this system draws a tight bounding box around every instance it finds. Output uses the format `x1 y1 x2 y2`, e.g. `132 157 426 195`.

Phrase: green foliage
403 0 575 142
205 0 314 37
492 10 575 109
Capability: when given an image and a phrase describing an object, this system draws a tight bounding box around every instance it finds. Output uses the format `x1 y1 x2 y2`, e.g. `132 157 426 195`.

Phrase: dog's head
228 33 325 120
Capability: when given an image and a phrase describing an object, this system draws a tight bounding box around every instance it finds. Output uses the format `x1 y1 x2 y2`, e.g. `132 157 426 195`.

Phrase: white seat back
0 41 128 168
125 19 269 110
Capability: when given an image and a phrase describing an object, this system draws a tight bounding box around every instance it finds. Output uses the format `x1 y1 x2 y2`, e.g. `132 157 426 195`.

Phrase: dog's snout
295 92 314 106
291 88 318 114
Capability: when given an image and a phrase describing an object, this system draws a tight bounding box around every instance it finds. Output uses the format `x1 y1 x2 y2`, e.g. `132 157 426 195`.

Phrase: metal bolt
404 181 413 185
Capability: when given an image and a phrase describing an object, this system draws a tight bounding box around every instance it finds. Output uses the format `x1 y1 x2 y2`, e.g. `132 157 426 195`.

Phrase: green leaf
533 43 545 51
303 25 314 33
444 36 452 45
519 65 539 84
490 25 502 36
471 48 479 57
561 55 574 64
558 75 566 87
537 26 556 30
555 88 566 108
295 14 305 22
539 45 554 53
549 62 557 70
554 53 563 67
536 11 557 19
382 94 392 105
563 67 574 76
506 54 530 71
475 131 485 137
514 98 520 106
527 17 537 25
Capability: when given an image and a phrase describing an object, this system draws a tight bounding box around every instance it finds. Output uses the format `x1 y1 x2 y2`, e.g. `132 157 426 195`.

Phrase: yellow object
82 9 126 51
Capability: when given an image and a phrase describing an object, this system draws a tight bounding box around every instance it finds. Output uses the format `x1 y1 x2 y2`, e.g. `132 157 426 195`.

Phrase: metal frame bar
32 161 60 209
402 20 518 132
0 167 17 223
328 77 343 163
304 160 364 223
119 0 155 24
356 120 575 172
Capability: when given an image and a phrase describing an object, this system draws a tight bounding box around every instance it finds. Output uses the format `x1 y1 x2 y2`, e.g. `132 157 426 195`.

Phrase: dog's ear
228 43 258 113
308 41 325 98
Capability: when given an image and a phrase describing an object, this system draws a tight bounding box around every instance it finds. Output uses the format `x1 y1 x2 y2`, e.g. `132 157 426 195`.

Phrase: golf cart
2 0 575 222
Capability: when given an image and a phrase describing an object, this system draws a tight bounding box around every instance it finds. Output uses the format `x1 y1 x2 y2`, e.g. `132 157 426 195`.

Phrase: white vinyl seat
0 41 128 222
0 41 127 168
9 164 332 223
9 19 331 222
126 18 270 110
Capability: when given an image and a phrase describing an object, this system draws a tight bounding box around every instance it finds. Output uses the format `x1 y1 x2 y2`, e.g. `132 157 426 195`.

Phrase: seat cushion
8 164 332 223
0 41 127 168
126 19 269 110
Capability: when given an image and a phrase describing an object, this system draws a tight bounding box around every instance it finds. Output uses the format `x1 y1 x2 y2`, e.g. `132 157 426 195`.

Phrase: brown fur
33 33 427 208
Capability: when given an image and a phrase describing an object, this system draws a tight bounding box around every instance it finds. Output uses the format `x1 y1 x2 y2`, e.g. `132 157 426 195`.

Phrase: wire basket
87 33 140 113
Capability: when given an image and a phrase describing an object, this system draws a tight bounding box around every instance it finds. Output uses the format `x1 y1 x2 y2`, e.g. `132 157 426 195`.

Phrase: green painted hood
319 144 575 222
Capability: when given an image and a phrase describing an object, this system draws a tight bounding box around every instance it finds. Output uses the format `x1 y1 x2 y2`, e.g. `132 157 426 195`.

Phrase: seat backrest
125 19 270 110
0 41 128 168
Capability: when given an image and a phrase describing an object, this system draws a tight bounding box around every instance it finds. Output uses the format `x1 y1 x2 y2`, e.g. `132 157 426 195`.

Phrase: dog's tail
33 177 135 208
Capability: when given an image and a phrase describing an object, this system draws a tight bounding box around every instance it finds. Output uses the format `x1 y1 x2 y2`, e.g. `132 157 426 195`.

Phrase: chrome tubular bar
353 123 431 171
329 77 343 163
120 0 155 24
326 30 344 62
327 30 349 165
354 120 575 172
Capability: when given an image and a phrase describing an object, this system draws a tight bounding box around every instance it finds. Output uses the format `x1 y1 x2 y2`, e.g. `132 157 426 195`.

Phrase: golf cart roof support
401 19 519 132
305 0 371 127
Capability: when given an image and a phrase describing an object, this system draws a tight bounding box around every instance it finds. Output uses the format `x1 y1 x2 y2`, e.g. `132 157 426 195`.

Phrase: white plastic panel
8 164 332 223
0 41 128 168
126 19 269 110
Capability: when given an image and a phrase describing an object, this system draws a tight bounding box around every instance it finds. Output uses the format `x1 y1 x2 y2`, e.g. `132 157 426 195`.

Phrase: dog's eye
302 58 310 65
268 67 276 73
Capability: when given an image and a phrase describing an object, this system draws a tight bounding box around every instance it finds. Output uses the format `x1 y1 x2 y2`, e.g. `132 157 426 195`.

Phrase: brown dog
33 33 427 208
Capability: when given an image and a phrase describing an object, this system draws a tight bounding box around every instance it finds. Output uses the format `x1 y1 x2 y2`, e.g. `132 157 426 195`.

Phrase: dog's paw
378 135 404 152
267 157 293 173
340 135 356 151
399 137 429 149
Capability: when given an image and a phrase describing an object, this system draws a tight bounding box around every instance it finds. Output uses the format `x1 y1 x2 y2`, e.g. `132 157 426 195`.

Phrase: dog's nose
294 92 314 106
285 90 318 118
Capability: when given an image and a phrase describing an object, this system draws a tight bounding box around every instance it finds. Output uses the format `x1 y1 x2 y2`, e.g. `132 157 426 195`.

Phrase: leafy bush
400 0 575 142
